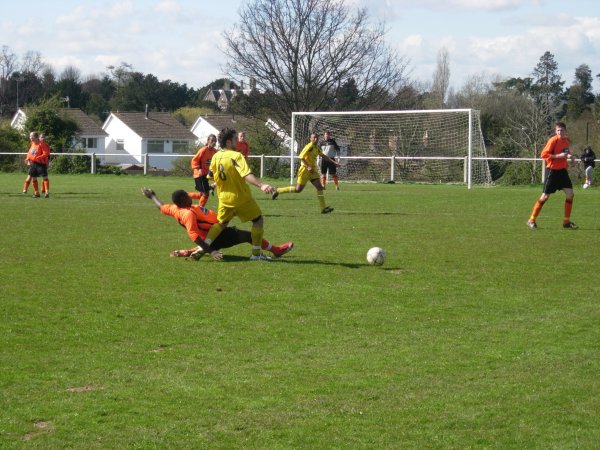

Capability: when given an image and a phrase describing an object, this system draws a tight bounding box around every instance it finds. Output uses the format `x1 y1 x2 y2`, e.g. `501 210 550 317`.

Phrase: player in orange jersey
191 134 217 207
236 131 249 160
23 132 51 198
527 122 578 229
39 133 51 197
142 188 294 260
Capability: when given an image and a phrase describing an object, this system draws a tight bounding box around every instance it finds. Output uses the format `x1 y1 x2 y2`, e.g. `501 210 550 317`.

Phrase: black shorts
28 162 48 178
319 158 337 175
543 169 572 194
194 176 211 194
210 227 247 250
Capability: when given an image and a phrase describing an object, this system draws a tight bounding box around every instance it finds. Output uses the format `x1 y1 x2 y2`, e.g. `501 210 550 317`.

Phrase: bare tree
0 45 18 82
222 0 410 125
431 47 450 108
20 51 47 76
59 65 82 82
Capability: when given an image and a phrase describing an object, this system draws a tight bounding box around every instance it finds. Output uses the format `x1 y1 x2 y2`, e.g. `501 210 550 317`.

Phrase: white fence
3 152 593 185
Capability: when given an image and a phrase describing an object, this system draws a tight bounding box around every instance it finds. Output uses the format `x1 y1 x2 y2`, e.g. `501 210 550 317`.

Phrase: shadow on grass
198 254 404 270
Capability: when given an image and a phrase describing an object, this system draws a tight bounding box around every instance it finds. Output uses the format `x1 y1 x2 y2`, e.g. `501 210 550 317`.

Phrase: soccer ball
366 247 385 266
583 183 589 189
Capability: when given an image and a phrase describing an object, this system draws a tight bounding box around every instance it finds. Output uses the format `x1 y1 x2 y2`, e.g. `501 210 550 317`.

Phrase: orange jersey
236 141 249 160
541 135 570 170
38 141 51 165
191 146 216 178
160 193 218 242
26 142 49 165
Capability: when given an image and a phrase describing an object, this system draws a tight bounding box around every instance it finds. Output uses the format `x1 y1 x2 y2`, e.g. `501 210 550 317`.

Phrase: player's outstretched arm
244 173 275 194
142 187 163 208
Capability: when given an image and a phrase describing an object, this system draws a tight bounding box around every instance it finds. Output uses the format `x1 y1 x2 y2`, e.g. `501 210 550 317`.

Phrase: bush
50 151 93 174
170 155 193 177
497 162 540 185
97 164 125 175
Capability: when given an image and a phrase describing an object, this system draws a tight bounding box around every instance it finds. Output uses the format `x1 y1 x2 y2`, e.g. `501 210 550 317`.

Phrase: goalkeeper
319 130 341 190
142 188 293 260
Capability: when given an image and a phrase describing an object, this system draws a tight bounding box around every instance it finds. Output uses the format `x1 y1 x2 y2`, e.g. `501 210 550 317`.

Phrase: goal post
289 109 492 188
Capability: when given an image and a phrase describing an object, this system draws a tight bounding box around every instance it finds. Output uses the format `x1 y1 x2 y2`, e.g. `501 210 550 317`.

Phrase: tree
430 47 450 108
223 0 410 126
531 51 565 129
565 64 594 119
23 97 80 152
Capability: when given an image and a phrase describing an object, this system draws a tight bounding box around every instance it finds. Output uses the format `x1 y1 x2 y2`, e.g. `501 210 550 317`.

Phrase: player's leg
195 176 210 206
330 162 339 190
311 178 333 213
585 166 593 186
320 159 328 189
23 175 31 194
31 175 40 197
272 173 306 199
563 188 577 228
528 192 549 228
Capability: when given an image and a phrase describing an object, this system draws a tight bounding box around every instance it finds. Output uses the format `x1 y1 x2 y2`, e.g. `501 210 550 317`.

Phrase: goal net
290 109 492 188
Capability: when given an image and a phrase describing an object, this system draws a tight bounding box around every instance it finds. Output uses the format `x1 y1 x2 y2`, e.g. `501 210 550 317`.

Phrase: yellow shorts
297 166 320 186
217 197 262 224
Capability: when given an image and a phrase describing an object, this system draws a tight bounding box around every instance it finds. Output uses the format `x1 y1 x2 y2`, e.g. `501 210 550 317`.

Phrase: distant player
22 132 51 198
580 145 596 188
205 127 277 260
319 130 341 190
142 188 293 260
190 134 217 207
272 132 339 214
236 131 249 161
527 122 578 229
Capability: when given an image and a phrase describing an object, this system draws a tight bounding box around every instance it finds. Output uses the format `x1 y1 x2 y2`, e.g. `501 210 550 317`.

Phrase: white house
102 110 197 170
190 114 245 147
11 108 108 153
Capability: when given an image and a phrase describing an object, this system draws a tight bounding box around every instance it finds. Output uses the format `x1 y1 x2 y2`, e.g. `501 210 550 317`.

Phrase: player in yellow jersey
204 128 277 261
271 132 340 213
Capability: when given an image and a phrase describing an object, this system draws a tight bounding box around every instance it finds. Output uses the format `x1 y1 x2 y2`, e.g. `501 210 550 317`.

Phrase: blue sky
2 0 599 92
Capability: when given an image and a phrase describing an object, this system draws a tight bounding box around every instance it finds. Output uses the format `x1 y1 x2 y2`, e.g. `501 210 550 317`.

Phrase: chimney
223 79 230 91
250 78 257 91
145 104 149 119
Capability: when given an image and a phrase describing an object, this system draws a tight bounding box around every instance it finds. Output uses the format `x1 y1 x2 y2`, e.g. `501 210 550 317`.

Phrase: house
11 108 108 153
203 79 256 111
102 110 197 170
191 114 297 157
190 114 252 147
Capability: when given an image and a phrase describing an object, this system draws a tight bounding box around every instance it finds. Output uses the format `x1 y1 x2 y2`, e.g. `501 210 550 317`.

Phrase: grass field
1 172 599 448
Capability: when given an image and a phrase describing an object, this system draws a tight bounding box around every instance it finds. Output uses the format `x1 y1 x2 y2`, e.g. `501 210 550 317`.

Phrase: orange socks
564 199 573 223
529 199 546 222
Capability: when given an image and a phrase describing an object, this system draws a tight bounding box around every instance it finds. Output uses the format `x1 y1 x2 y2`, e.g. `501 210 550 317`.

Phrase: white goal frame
289 109 492 189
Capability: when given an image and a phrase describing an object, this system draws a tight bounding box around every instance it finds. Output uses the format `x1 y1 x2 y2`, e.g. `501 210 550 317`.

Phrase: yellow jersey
209 148 253 207
299 142 322 169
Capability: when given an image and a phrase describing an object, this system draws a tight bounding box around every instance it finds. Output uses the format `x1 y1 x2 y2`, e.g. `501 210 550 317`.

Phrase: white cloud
155 0 181 15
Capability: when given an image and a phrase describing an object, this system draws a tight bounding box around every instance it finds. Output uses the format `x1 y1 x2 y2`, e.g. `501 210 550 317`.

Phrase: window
82 137 97 149
147 140 165 153
116 139 125 151
173 140 189 153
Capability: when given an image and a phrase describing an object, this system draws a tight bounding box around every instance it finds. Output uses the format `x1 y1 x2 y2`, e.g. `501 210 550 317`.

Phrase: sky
2 0 600 93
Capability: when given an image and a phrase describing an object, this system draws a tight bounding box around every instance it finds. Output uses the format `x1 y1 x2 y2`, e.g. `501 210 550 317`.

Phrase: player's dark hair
171 189 189 207
218 128 236 149
556 121 567 129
